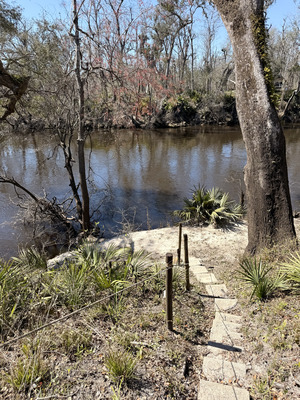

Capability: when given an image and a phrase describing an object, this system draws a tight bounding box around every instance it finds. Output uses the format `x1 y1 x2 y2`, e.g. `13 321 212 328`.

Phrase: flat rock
215 312 242 324
215 298 238 311
188 256 204 265
202 356 247 381
198 380 250 400
212 318 242 332
190 265 209 274
195 273 218 284
207 341 243 356
206 284 228 297
210 319 243 343
47 251 76 269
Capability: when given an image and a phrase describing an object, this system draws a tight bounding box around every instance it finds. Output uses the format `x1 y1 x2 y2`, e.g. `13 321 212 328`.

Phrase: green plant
238 258 285 300
127 249 152 279
0 259 30 338
5 339 49 393
251 374 273 400
44 261 92 309
104 348 137 384
77 242 130 268
280 251 300 291
12 247 48 271
173 185 242 226
111 378 124 400
103 288 128 324
58 327 93 358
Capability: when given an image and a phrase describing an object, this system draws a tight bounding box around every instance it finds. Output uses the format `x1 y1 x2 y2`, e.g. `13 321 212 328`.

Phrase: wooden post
184 234 190 291
166 253 173 331
178 223 182 265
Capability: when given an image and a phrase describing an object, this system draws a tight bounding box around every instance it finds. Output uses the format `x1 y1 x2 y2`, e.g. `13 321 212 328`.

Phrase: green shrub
173 185 242 226
280 252 300 291
12 247 47 271
238 258 285 301
43 261 92 309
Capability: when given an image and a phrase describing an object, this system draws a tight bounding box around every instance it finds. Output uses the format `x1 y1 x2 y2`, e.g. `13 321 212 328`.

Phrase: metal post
166 253 173 331
184 234 190 291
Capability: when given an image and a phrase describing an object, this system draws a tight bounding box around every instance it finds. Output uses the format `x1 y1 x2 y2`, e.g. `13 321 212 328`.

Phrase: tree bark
73 0 90 231
0 60 30 121
211 0 296 253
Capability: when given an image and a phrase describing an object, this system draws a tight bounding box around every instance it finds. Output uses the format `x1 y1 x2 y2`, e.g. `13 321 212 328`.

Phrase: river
0 125 299 259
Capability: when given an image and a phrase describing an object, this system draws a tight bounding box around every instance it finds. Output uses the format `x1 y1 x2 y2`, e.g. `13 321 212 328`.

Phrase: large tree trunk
211 0 296 254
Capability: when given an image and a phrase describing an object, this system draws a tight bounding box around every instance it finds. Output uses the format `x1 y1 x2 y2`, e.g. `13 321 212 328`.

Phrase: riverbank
1 220 300 399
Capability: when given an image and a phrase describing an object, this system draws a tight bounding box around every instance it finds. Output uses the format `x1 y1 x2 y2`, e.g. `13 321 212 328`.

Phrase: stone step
207 341 244 356
194 273 218 284
215 312 242 324
212 317 242 332
188 256 205 266
215 298 238 312
205 284 228 297
202 356 247 382
198 380 250 400
210 319 243 343
190 265 209 274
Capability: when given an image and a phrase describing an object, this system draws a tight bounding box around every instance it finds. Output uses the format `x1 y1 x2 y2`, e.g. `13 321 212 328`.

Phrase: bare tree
70 0 91 231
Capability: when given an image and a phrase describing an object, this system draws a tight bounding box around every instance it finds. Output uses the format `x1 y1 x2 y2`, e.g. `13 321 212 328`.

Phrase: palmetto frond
173 185 242 227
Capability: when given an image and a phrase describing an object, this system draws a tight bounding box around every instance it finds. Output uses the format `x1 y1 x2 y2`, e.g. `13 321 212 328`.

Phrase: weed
111 378 124 400
58 327 93 358
250 375 273 400
104 348 137 384
104 294 127 324
0 259 31 339
5 339 50 393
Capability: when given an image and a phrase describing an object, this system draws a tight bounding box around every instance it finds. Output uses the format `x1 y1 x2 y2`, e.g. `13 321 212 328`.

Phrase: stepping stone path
189 257 250 400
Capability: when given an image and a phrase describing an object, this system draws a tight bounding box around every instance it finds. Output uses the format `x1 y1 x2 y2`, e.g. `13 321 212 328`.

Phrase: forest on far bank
0 0 299 131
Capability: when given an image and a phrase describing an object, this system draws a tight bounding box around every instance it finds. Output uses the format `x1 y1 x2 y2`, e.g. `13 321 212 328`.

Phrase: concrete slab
210 329 242 343
207 341 243 356
190 265 209 274
215 298 238 311
209 319 243 343
202 357 247 381
205 284 228 297
195 273 218 284
189 256 203 265
212 318 242 332
215 312 242 324
198 380 250 400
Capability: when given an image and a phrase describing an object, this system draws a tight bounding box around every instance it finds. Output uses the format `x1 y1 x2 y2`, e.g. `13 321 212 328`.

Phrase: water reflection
0 125 299 259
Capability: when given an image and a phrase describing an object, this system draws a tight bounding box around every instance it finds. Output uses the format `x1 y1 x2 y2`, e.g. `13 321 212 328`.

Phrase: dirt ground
105 219 300 399
1 220 299 399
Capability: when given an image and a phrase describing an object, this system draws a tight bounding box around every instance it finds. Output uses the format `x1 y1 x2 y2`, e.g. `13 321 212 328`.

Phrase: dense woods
1 0 299 129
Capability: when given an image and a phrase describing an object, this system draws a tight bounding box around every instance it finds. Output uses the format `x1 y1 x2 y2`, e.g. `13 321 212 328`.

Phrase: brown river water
0 125 299 259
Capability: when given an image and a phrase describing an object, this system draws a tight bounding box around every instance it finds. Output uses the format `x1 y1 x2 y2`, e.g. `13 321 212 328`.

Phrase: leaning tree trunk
73 0 90 231
211 0 296 254
0 60 30 121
